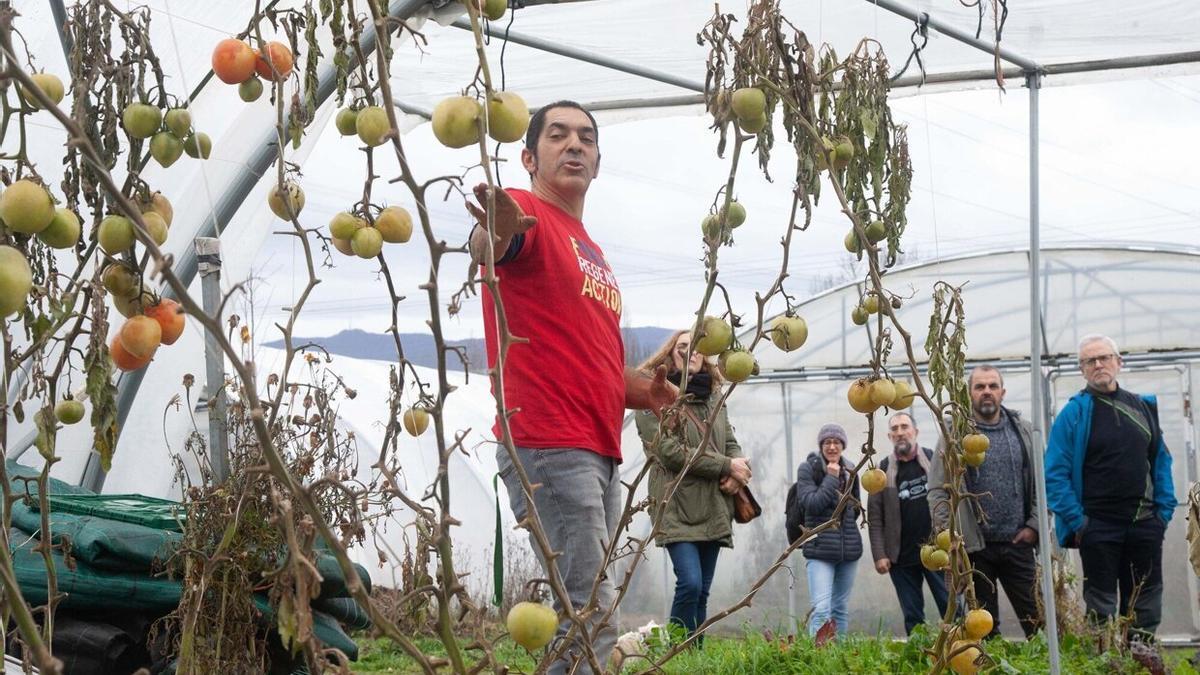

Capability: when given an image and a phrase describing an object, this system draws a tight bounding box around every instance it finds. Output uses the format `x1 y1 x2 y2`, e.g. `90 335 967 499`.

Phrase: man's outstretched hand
624 365 679 417
467 184 537 242
647 364 678 417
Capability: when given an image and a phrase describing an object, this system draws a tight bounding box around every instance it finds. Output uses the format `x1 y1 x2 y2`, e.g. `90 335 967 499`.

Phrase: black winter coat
793 452 863 562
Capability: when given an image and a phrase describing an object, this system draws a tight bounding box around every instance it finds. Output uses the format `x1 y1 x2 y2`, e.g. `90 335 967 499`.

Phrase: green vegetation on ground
352 626 1198 674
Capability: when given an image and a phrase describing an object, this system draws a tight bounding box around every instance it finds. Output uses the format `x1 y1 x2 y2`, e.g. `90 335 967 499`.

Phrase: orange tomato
145 298 185 346
212 39 256 84
119 315 162 360
110 335 152 372
255 41 294 81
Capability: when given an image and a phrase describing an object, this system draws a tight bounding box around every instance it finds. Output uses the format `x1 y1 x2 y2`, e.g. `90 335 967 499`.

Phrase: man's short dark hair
524 100 600 154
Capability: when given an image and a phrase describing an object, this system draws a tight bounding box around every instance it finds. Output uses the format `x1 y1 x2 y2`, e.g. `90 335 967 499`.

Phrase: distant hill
265 326 675 372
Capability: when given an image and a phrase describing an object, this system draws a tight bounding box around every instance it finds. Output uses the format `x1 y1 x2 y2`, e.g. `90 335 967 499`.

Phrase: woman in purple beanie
792 423 863 637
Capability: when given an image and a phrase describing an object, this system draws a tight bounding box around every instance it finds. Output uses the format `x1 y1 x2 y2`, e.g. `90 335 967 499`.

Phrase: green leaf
859 109 878 138
34 408 57 461
304 4 323 125
331 1 348 105
30 313 53 344
85 314 120 472
290 119 303 150
995 657 1023 674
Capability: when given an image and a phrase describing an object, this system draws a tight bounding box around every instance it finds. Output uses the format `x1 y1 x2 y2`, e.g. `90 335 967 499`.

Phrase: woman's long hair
637 329 723 383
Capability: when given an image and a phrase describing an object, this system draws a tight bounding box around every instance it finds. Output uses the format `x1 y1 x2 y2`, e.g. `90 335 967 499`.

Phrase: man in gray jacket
929 365 1043 638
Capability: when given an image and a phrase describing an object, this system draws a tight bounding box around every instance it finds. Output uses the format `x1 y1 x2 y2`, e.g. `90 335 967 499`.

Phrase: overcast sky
242 73 1200 347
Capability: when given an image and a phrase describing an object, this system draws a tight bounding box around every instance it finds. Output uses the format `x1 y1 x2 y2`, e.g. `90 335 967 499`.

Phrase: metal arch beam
395 49 1200 117
865 0 1042 73
48 0 72 60
449 18 706 93
77 0 430 491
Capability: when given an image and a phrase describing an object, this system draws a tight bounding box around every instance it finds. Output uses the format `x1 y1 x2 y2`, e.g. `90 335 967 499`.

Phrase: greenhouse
2 0 1199 673
616 246 1200 640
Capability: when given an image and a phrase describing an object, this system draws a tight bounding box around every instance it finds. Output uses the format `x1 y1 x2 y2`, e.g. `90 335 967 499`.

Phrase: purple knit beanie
817 423 848 449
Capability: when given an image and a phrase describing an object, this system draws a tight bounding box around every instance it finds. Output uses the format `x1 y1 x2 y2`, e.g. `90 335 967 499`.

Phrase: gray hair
968 364 1004 388
1078 334 1120 358
889 411 917 430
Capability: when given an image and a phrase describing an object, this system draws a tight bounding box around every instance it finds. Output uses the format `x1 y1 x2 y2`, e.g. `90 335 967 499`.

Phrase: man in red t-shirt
468 101 673 674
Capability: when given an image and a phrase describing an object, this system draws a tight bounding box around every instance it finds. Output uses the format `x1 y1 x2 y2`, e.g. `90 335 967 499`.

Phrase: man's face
1079 339 1121 392
969 369 1005 419
888 414 918 455
521 107 599 198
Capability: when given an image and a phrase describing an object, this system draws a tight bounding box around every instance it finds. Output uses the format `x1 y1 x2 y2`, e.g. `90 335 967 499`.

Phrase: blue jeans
665 541 721 637
805 558 857 636
888 563 951 635
498 447 622 675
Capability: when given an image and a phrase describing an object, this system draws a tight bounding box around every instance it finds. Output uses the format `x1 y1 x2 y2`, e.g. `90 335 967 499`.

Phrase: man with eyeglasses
1045 334 1177 639
868 412 950 635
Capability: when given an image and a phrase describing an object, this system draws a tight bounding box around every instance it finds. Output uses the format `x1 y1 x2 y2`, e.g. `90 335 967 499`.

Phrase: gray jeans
497 446 622 675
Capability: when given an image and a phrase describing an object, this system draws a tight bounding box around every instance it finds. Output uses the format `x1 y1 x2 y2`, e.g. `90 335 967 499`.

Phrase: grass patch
352 636 535 674
351 627 1190 674
631 629 1150 674
1169 648 1199 675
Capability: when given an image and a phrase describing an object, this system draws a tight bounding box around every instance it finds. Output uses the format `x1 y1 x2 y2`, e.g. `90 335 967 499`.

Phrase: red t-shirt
481 189 625 460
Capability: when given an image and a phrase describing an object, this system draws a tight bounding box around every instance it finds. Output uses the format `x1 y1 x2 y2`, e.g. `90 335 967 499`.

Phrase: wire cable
890 13 929 85
162 0 223 337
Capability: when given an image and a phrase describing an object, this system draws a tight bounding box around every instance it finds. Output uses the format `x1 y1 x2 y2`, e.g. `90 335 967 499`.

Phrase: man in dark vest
868 412 950 635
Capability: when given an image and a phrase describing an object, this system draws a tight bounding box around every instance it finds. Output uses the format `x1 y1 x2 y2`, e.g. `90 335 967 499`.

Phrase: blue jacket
1044 389 1177 548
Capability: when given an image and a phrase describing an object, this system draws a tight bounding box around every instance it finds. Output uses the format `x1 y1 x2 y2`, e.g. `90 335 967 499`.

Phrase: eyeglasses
1080 353 1117 369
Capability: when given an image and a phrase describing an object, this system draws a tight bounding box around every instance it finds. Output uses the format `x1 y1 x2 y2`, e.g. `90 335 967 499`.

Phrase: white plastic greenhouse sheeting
615 362 1200 639
239 350 518 596
15 340 520 597
4 0 1200 636
233 350 522 596
411 0 1200 110
8 1 1200 483
21 0 1200 111
614 247 1200 638
754 246 1200 370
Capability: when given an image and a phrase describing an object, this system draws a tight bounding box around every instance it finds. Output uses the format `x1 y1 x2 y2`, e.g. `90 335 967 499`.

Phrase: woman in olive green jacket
635 330 751 640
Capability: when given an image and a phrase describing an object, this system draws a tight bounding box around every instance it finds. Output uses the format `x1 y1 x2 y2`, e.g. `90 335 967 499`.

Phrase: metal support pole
48 0 73 60
1026 70 1061 673
196 239 230 483
781 382 797 624
1178 365 1200 636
